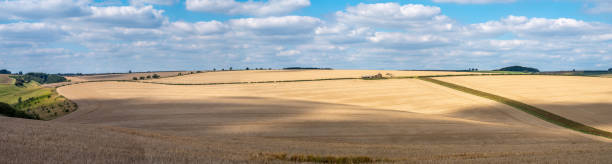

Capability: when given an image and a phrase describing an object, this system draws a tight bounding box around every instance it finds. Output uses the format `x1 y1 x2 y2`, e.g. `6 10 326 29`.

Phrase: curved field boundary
419 77 612 139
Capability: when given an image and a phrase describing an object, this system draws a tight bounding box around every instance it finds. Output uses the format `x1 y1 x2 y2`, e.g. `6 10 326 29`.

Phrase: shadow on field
5 97 612 163
55 96 606 144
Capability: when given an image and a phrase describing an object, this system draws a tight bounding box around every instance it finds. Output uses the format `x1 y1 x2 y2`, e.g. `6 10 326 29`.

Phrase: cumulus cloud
167 21 227 35
0 22 67 43
335 3 454 31
367 32 454 49
464 15 611 38
432 0 516 4
229 16 320 35
276 50 301 56
85 6 167 28
0 0 91 20
130 0 179 6
186 0 310 16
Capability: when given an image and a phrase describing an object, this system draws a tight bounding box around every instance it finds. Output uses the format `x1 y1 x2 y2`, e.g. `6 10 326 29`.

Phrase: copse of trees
283 67 332 70
12 72 68 86
609 68 612 72
152 74 160 78
0 69 11 74
497 66 540 72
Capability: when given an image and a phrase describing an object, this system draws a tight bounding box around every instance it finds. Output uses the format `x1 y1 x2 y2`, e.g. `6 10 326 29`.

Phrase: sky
0 0 611 73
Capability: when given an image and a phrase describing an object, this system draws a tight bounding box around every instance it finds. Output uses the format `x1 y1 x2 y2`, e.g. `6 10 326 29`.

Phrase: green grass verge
419 77 612 139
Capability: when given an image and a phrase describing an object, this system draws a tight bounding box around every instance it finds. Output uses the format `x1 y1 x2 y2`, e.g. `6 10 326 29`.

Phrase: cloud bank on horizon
0 0 611 73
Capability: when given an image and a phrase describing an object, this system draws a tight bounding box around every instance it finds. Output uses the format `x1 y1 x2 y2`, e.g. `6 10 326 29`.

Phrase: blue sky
1 0 611 73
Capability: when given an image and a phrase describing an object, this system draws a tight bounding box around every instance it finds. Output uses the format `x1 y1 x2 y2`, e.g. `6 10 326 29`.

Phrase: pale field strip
145 70 483 84
435 75 612 132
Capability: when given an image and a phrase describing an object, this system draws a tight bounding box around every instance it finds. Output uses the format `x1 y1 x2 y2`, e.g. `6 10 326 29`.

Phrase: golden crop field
146 70 482 84
2 71 612 163
43 76 610 163
436 75 612 132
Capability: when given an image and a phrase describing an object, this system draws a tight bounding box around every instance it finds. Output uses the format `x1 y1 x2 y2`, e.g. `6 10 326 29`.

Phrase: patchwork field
436 75 612 132
3 71 612 163
145 70 482 84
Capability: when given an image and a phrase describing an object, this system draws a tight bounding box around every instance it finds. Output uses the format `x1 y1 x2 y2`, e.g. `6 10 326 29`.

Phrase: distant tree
152 74 160 78
18 71 23 75
132 77 138 80
246 67 249 70
129 70 132 73
0 69 10 74
213 68 216 71
178 73 182 76
139 76 145 80
229 67 233 71
609 68 612 72
497 66 540 72
18 97 22 104
221 69 225 71
146 75 151 79
268 68 272 70
196 71 202 73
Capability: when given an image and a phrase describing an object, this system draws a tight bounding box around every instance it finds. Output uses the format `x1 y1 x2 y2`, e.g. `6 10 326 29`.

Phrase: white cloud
335 3 454 31
276 50 301 56
367 32 454 49
130 0 178 6
167 21 227 35
186 0 310 16
229 16 320 35
0 22 67 43
432 0 516 4
86 6 167 28
0 0 91 20
463 15 611 38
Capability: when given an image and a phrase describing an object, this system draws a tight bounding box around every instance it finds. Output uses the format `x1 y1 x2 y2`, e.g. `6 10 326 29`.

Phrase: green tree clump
0 69 11 74
152 74 160 78
13 72 68 84
497 66 540 72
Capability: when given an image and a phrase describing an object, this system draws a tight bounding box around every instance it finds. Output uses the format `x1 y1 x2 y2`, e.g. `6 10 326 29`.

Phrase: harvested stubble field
436 75 612 132
145 70 482 84
2 71 612 163
0 74 13 84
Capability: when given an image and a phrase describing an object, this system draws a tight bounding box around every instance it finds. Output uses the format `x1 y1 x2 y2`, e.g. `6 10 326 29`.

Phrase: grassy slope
420 77 612 139
0 82 76 120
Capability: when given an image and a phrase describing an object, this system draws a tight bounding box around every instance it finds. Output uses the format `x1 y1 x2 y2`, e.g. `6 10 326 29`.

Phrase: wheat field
2 71 612 163
436 75 612 132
